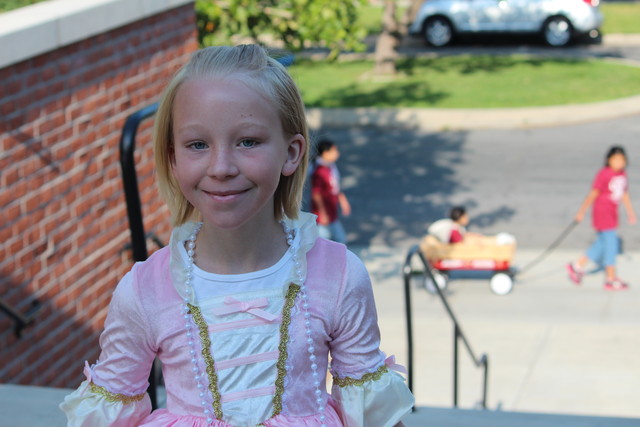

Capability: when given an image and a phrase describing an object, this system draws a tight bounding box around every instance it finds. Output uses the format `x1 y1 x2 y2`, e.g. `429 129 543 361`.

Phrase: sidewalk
353 245 640 423
306 94 640 131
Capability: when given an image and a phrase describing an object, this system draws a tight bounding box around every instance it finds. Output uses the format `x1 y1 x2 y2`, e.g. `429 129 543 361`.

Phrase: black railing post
453 324 459 407
482 354 489 409
118 102 160 410
402 251 415 396
403 245 489 411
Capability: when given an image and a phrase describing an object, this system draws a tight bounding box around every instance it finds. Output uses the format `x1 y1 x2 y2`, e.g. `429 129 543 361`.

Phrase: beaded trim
182 220 326 425
272 283 301 416
332 364 389 388
189 303 223 420
88 382 146 405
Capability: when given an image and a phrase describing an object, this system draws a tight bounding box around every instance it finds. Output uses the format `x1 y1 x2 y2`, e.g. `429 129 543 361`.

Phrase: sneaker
604 278 629 291
566 263 583 285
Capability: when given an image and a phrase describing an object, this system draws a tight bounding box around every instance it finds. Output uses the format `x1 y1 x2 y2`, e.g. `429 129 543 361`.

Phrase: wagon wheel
490 272 513 295
425 269 448 294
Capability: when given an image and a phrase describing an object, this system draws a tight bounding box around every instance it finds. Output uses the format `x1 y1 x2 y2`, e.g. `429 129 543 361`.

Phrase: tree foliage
196 0 368 60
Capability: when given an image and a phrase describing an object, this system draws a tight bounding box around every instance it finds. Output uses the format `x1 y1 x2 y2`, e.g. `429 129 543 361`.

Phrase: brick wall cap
0 0 194 69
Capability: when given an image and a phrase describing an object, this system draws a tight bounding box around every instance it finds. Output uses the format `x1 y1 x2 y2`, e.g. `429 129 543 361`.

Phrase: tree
401 0 425 34
196 0 368 61
373 0 423 75
373 0 401 75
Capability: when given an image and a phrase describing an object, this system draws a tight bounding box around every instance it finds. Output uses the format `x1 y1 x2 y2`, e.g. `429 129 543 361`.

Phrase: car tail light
583 0 599 6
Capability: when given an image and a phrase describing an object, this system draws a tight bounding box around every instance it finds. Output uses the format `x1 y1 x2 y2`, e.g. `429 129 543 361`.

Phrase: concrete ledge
0 384 70 427
1 384 638 427
404 406 640 427
0 0 193 68
306 94 640 131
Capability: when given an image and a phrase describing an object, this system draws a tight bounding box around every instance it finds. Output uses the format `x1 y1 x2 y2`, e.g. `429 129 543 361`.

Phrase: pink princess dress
60 212 414 426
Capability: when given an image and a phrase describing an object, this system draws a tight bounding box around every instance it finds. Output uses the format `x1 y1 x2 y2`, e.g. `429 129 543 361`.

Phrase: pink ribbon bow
211 297 279 322
83 361 93 382
385 355 408 375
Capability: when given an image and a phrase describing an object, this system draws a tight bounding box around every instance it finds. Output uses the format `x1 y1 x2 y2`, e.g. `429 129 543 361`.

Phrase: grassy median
291 55 640 108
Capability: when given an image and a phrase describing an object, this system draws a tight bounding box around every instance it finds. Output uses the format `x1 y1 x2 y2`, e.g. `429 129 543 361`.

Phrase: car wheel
424 17 454 47
543 16 572 47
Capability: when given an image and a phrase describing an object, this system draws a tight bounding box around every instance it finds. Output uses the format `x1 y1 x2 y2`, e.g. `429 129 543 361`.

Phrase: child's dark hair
449 206 466 221
316 139 336 157
605 146 627 166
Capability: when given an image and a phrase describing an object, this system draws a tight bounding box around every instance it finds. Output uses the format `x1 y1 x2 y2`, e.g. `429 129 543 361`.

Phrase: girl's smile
204 188 249 202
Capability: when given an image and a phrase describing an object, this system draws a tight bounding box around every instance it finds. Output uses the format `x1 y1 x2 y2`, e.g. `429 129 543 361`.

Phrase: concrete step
403 406 640 427
1 384 639 427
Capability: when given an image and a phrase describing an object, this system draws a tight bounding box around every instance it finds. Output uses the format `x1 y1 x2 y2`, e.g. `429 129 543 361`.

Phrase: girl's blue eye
190 141 207 150
240 139 258 148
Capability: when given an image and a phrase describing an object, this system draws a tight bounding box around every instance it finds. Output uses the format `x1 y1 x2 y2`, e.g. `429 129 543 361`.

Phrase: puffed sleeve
329 251 414 427
60 270 155 426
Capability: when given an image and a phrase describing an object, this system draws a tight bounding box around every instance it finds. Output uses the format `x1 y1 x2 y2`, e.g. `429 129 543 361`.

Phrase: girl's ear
282 133 305 176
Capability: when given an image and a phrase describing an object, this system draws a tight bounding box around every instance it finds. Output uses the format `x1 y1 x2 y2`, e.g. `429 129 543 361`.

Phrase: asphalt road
314 113 640 250
398 34 640 61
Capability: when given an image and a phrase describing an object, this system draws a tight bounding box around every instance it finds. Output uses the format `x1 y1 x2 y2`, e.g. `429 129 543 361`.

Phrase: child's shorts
587 229 620 267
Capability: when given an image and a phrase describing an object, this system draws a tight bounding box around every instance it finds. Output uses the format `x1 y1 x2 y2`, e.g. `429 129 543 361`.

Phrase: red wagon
419 234 516 295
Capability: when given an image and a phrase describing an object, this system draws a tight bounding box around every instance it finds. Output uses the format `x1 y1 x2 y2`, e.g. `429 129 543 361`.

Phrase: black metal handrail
0 297 41 338
118 102 160 409
403 244 489 409
119 102 159 262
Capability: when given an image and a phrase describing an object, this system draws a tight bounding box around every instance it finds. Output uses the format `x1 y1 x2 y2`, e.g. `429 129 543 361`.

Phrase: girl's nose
206 147 239 179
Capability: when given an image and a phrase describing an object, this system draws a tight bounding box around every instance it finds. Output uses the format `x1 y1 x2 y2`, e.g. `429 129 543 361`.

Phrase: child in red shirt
311 139 351 244
567 146 637 290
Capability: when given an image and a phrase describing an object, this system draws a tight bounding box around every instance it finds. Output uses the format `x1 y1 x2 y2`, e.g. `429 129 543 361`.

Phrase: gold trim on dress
88 382 146 405
332 364 389 388
272 283 301 417
189 303 223 420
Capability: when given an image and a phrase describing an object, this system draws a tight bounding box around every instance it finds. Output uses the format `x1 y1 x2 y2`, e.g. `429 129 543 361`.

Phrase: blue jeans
318 220 347 245
586 229 620 267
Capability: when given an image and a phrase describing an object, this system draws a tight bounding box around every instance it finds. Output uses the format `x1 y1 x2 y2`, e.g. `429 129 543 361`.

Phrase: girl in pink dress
60 45 414 426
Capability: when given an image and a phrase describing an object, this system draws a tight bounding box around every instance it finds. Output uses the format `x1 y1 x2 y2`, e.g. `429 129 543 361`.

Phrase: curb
306 94 640 131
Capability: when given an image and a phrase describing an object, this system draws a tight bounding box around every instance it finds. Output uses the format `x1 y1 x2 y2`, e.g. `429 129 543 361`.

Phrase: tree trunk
374 0 400 76
400 0 425 33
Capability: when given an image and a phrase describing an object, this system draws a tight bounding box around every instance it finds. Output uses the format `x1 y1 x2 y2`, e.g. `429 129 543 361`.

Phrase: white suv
409 0 603 47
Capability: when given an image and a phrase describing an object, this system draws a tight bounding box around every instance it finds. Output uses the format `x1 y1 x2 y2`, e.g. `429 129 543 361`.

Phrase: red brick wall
0 3 198 388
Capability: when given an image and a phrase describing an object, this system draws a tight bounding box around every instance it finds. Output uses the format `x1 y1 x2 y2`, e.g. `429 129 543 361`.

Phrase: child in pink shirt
567 146 636 290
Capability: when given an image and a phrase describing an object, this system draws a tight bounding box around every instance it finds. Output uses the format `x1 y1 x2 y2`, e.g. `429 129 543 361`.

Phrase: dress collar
169 212 319 303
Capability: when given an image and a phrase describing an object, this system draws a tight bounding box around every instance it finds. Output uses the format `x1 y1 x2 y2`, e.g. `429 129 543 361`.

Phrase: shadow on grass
398 55 584 75
311 81 449 108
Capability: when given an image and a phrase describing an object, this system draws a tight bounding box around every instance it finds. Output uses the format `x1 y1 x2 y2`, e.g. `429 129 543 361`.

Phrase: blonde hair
154 45 309 225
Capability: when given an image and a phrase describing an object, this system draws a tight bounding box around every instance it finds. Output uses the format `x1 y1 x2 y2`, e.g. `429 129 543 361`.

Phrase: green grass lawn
601 2 640 34
290 55 640 108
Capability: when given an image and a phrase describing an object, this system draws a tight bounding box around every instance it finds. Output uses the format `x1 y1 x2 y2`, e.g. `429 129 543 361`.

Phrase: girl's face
170 78 305 231
608 153 627 172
